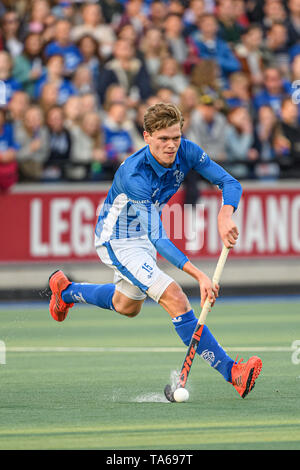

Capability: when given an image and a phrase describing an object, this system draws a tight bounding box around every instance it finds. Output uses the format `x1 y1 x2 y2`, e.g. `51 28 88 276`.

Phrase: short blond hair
143 102 184 134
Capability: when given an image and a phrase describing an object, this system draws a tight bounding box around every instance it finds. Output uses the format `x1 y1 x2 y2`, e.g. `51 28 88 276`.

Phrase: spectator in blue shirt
76 34 102 91
103 102 134 163
289 41 300 63
0 51 21 104
51 0 76 20
252 66 292 118
0 107 19 153
34 54 77 105
190 13 241 82
44 19 83 75
223 71 253 114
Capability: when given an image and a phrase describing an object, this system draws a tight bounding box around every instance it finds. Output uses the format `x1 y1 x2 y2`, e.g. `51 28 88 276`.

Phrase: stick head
164 384 176 402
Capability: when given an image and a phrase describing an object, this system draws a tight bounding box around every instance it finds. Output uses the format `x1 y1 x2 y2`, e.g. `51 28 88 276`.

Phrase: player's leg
157 281 235 382
90 238 234 383
49 269 146 321
61 280 116 310
49 270 116 322
158 280 262 397
61 279 145 317
48 240 150 321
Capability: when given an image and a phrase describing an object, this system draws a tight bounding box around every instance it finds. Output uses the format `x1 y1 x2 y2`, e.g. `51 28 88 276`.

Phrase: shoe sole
241 359 262 398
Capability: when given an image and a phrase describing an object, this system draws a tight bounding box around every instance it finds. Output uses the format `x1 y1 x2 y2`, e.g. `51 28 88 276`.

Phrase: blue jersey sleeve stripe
104 241 149 293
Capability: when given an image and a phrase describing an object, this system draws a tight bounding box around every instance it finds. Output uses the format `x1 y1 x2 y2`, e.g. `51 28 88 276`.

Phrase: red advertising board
0 184 300 263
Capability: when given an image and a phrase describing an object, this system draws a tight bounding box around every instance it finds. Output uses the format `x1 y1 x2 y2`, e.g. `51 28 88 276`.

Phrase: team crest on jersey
173 170 184 187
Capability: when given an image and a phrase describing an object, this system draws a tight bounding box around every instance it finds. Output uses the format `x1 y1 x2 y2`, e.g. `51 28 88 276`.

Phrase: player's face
144 123 182 168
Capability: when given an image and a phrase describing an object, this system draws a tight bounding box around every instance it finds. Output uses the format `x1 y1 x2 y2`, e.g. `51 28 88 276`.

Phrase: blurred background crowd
1 0 300 193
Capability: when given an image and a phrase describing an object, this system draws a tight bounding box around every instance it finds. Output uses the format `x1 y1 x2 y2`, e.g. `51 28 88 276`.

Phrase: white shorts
96 237 174 303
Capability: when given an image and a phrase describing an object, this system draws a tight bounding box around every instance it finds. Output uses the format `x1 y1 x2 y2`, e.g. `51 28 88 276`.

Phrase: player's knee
112 291 143 317
123 311 140 318
173 292 190 312
120 304 142 318
114 298 142 317
159 282 190 314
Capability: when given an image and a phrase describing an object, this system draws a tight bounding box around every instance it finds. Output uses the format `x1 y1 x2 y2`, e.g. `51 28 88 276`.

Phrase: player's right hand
198 272 219 308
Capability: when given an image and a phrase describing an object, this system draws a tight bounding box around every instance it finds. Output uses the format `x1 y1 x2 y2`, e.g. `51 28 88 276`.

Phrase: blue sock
172 309 234 382
61 283 116 311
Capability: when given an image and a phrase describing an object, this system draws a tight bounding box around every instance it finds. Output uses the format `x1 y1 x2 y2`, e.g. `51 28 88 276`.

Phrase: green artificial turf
0 299 299 450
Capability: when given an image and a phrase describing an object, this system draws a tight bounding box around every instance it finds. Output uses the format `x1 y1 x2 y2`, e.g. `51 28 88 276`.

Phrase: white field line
5 346 295 353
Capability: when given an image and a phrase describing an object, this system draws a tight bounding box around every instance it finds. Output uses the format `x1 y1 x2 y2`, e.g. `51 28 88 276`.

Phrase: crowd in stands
1 0 300 193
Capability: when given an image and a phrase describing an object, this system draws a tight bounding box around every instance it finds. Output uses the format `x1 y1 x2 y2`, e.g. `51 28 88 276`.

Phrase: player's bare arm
182 260 219 308
217 204 239 249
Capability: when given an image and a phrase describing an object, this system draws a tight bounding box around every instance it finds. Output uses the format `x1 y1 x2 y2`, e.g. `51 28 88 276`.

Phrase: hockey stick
164 244 230 402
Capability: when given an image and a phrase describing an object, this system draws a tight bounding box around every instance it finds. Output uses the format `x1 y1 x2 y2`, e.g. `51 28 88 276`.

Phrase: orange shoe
231 355 262 398
49 270 74 322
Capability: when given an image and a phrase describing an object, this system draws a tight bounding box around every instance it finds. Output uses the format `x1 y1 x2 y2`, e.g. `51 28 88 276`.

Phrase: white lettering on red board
30 199 49 257
30 197 96 257
266 196 289 253
291 196 300 251
244 196 266 253
29 193 300 258
234 194 299 254
50 198 71 256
